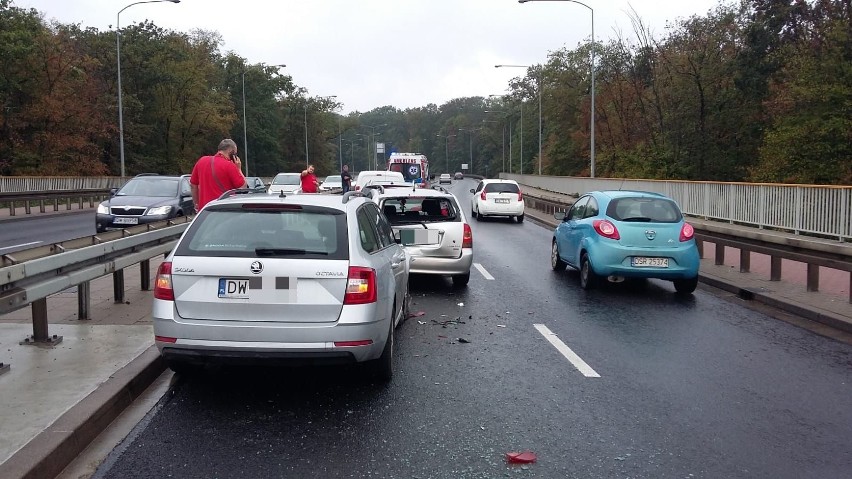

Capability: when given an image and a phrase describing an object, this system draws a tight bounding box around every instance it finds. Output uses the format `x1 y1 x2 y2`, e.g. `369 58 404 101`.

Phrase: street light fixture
519 0 595 177
242 63 285 176
496 64 543 175
116 0 180 178
436 133 456 173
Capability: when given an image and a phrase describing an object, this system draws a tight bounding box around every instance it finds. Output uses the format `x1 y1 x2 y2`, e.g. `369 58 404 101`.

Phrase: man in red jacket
300 164 319 193
190 139 247 210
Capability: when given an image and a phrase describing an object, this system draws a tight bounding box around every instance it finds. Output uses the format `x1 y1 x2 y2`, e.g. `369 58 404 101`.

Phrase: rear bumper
408 248 473 275
152 299 389 364
587 242 700 280
477 201 524 217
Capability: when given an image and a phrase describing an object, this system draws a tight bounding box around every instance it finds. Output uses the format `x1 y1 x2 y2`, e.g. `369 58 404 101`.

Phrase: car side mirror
109 187 118 197
469 189 475 194
554 211 566 221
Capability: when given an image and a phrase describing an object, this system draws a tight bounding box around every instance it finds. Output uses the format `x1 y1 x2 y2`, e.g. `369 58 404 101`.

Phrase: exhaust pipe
607 275 625 283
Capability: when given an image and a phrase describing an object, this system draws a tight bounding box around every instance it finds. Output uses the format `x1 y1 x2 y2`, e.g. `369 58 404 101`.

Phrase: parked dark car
96 174 195 233
454 172 464 180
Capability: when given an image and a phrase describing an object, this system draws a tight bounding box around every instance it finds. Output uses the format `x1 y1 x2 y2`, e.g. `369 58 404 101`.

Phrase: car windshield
176 205 348 259
272 174 300 185
607 197 683 223
484 183 519 194
116 178 178 197
381 197 459 224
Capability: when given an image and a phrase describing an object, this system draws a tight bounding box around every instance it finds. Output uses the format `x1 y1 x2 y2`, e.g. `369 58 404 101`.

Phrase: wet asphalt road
94 180 852 478
0 211 94 254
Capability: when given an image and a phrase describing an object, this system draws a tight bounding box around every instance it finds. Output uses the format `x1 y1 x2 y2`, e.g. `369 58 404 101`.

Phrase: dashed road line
473 263 494 280
533 324 600 378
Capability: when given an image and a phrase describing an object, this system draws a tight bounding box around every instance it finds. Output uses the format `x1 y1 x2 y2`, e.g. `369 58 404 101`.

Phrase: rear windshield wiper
255 248 328 256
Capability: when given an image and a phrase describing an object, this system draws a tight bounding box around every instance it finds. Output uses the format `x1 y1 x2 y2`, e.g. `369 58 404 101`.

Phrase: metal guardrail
0 176 124 192
0 189 111 216
0 217 192 354
521 190 852 304
505 174 852 241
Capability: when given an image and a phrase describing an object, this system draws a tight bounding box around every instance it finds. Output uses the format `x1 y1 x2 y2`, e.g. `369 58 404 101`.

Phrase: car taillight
343 266 377 305
154 261 174 301
355 185 361 191
680 222 695 242
518 190 523 202
462 223 473 248
593 220 620 240
480 191 487 201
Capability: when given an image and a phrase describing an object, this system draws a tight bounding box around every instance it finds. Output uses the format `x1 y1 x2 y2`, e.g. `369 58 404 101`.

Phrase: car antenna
279 190 286 198
618 177 626 191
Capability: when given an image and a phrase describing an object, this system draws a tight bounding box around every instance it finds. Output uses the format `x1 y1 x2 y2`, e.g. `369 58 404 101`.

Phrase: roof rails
342 189 378 204
217 188 269 200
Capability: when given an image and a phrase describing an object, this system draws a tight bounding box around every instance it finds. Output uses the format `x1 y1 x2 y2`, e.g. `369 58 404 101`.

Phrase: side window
366 203 395 248
356 208 380 253
568 196 589 220
583 197 599 218
180 179 191 197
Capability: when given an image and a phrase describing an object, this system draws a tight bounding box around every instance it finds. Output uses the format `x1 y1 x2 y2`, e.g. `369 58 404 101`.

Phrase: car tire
399 292 412 329
579 253 599 290
516 214 524 223
673 277 699 295
551 240 567 271
369 319 394 383
474 208 482 221
471 208 477 219
452 272 471 288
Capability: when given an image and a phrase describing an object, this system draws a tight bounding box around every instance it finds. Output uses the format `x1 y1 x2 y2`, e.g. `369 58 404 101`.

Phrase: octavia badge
645 230 656 240
250 261 263 274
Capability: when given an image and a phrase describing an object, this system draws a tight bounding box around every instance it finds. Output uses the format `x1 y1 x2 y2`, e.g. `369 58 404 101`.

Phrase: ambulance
387 153 430 189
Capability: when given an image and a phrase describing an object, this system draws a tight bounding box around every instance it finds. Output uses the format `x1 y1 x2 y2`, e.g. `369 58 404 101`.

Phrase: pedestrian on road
301 164 319 193
190 139 247 210
341 164 352 193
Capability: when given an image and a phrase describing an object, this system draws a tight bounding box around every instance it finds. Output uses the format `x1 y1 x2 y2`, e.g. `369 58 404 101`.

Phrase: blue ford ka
551 190 700 294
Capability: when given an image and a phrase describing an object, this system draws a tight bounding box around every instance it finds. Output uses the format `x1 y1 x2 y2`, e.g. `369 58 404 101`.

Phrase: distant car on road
245 176 266 190
550 190 700 294
267 173 302 195
470 179 525 223
320 175 343 192
152 189 411 381
354 171 405 191
438 173 452 184
96 174 194 233
453 172 464 180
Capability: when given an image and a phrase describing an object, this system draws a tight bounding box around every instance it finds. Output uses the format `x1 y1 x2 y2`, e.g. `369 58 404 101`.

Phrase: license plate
113 217 138 225
218 278 250 298
495 198 510 204
631 257 669 268
397 229 440 245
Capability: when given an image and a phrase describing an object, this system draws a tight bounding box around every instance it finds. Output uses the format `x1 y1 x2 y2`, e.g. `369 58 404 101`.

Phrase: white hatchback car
152 189 410 381
470 179 525 222
267 173 302 195
377 187 473 287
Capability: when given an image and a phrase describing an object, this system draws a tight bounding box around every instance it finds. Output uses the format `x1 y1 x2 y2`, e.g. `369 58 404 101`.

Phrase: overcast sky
18 0 723 113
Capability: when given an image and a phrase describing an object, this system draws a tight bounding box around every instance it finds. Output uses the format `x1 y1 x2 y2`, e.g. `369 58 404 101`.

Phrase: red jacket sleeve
227 162 245 188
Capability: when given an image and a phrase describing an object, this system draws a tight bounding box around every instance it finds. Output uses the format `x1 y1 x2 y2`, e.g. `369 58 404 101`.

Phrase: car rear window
175 204 348 259
607 197 683 223
484 183 519 194
380 197 460 224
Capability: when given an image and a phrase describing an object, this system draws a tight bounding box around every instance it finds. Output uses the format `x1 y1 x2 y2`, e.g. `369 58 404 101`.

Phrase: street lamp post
496 64 542 175
116 0 180 178
482 120 503 175
436 133 456 173
519 0 595 177
362 123 386 169
457 128 481 175
242 63 285 176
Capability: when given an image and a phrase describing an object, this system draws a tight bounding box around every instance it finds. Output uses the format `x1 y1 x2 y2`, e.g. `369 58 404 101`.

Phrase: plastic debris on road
408 311 426 318
506 451 537 464
457 337 470 343
457 302 464 306
496 324 507 328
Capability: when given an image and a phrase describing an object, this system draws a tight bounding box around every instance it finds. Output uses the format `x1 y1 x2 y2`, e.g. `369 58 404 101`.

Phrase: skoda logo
250 261 263 274
645 230 656 240
123 206 130 211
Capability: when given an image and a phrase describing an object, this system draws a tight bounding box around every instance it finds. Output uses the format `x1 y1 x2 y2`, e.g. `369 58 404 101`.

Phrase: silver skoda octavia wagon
152 190 410 381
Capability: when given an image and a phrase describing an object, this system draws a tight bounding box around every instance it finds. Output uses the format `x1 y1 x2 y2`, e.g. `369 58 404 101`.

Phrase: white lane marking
0 241 42 252
473 263 494 280
533 324 600 378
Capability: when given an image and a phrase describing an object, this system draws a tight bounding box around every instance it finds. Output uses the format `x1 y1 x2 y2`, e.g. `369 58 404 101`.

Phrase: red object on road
506 451 537 464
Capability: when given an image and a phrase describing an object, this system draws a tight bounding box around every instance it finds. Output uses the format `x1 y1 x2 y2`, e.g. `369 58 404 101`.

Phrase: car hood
101 196 176 208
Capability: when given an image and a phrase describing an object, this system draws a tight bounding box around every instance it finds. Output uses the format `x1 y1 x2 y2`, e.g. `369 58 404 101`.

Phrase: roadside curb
0 345 165 479
0 208 94 225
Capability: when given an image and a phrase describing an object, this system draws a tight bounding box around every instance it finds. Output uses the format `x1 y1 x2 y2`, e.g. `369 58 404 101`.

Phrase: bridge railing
503 174 852 242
